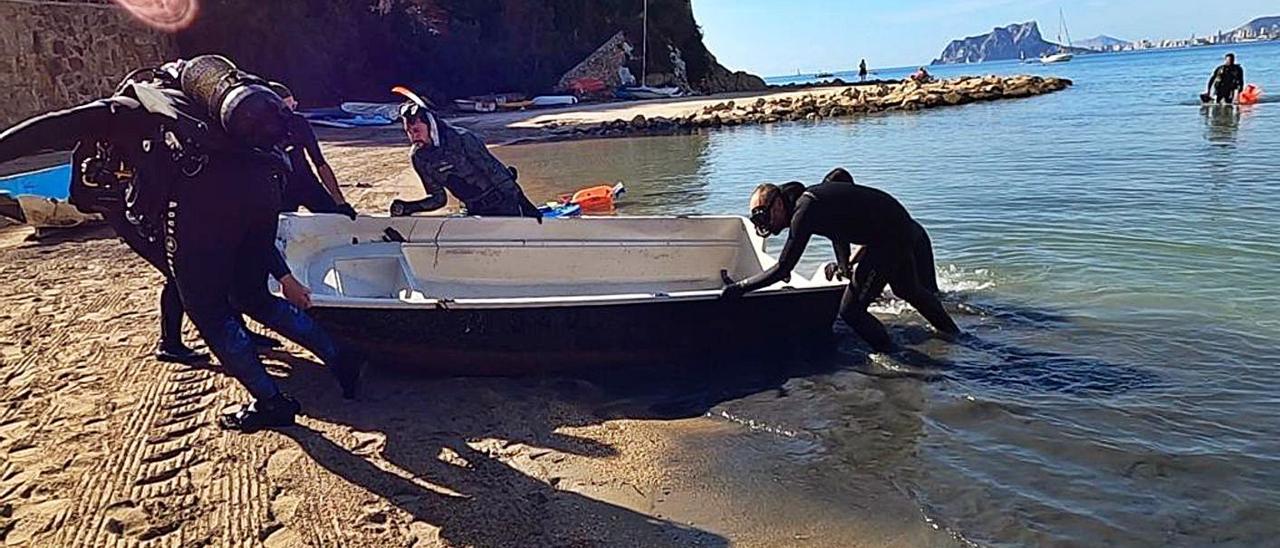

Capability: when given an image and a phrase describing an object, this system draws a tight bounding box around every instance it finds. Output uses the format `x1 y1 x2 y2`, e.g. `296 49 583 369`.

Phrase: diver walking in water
1207 53 1244 104
722 168 959 353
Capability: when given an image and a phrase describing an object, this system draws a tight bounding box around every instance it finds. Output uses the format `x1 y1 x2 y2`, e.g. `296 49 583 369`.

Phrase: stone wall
0 0 177 127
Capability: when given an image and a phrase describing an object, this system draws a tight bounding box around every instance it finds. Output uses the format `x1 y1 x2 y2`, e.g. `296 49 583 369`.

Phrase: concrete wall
0 0 177 127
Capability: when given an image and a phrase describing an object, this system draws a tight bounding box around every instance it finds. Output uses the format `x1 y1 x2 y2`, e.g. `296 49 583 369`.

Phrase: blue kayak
537 202 582 219
0 164 73 199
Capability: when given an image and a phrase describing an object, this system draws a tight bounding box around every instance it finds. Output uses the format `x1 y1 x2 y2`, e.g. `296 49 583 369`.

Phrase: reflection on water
495 42 1280 546
1201 104 1242 145
496 134 714 213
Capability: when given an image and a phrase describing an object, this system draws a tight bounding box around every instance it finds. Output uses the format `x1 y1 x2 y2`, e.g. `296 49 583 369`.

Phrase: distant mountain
1076 35 1128 51
1234 15 1280 35
932 22 1090 65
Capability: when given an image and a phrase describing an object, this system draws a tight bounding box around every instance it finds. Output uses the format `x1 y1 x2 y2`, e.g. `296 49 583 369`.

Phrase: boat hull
310 287 845 376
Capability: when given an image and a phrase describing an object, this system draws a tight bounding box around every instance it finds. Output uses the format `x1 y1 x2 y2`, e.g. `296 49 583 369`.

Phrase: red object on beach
567 78 607 95
1238 84 1262 105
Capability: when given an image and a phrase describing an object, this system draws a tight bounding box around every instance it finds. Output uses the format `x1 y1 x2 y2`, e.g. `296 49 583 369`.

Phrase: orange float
566 183 627 213
1238 84 1263 105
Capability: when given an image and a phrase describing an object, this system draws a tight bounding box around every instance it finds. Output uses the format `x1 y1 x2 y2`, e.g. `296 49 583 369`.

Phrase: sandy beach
0 106 960 547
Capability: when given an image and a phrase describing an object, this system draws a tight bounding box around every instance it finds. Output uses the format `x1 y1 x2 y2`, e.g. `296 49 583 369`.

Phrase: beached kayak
537 202 582 219
0 164 99 230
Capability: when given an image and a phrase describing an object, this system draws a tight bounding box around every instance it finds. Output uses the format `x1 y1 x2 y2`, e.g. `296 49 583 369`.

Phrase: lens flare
114 0 199 32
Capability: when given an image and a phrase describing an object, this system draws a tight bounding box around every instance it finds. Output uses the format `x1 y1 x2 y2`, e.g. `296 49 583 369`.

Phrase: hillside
932 22 1089 65
173 0 765 105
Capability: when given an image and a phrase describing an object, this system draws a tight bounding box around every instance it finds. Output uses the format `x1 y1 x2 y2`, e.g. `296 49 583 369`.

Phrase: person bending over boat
0 56 362 432
721 168 959 353
1207 53 1244 105
390 100 542 219
267 82 357 219
820 168 941 295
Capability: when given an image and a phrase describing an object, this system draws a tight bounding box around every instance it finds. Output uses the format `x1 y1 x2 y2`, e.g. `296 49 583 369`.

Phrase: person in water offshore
1207 53 1245 104
721 168 959 353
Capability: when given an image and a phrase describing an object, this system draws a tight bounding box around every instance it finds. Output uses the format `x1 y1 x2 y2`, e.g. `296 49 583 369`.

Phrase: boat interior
277 214 832 307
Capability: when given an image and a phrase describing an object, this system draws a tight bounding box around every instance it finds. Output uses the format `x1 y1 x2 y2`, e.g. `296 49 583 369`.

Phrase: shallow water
494 42 1280 546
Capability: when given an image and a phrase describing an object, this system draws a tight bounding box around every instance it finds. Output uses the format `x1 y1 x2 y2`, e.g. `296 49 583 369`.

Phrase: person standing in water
721 168 959 353
1207 53 1244 104
859 59 869 82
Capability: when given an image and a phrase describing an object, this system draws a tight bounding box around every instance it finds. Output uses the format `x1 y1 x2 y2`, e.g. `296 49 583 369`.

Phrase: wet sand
0 130 960 547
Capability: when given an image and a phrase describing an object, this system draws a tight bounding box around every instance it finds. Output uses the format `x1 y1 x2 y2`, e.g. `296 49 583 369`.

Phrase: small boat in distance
815 72 835 79
1041 8 1075 64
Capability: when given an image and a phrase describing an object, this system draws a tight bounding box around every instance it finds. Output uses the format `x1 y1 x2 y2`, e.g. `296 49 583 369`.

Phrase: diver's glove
720 283 746 300
824 260 852 281
335 202 358 220
719 271 745 300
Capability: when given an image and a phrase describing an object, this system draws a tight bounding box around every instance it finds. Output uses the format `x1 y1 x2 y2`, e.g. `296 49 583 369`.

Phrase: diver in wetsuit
0 56 362 432
72 140 284 364
267 82 357 219
721 168 959 352
1207 53 1245 104
822 168 940 295
390 99 542 219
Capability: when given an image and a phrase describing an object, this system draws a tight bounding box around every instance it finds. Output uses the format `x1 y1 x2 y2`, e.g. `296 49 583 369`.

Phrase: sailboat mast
642 0 648 87
1060 8 1073 48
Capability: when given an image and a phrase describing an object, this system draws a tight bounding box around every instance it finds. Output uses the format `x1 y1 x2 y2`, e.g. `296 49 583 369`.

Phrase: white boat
615 86 683 100
276 214 846 374
1040 8 1076 64
1040 52 1074 64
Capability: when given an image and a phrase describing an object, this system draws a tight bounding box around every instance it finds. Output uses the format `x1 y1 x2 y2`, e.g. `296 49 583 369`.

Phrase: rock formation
1075 35 1128 52
173 0 766 105
1235 16 1280 36
543 75 1073 139
932 22 1088 65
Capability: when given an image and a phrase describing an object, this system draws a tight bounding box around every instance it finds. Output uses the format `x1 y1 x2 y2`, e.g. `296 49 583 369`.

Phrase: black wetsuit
729 181 957 351
281 113 340 214
395 120 541 218
1208 64 1244 104
0 90 347 400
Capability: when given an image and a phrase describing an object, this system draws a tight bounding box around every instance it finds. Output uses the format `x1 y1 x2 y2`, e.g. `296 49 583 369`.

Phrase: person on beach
0 56 362 432
390 98 542 219
267 82 357 219
859 59 869 82
1206 53 1244 105
721 168 959 353
910 67 934 84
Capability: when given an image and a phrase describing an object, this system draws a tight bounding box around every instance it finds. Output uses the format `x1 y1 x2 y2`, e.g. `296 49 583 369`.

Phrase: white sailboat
618 0 683 100
1040 8 1075 64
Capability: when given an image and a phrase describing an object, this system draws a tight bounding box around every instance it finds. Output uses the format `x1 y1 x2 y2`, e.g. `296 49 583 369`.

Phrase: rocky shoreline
540 75 1072 139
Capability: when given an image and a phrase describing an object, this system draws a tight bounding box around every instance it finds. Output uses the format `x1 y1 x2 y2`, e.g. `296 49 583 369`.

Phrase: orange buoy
569 182 626 213
1238 84 1262 105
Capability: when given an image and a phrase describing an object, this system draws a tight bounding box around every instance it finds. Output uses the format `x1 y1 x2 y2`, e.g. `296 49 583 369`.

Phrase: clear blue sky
691 0 1279 75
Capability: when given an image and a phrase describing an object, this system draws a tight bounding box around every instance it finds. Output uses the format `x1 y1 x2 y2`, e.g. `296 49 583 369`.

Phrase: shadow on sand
268 351 729 547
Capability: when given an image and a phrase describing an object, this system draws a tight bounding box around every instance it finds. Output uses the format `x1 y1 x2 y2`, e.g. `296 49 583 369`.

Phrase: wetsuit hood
779 181 807 215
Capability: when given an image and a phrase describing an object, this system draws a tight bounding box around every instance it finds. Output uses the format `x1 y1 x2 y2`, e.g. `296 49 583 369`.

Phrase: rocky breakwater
548 75 1072 139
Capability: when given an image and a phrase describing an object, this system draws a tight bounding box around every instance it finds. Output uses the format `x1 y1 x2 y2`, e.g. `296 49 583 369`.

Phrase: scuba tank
68 56 290 245
177 55 290 150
